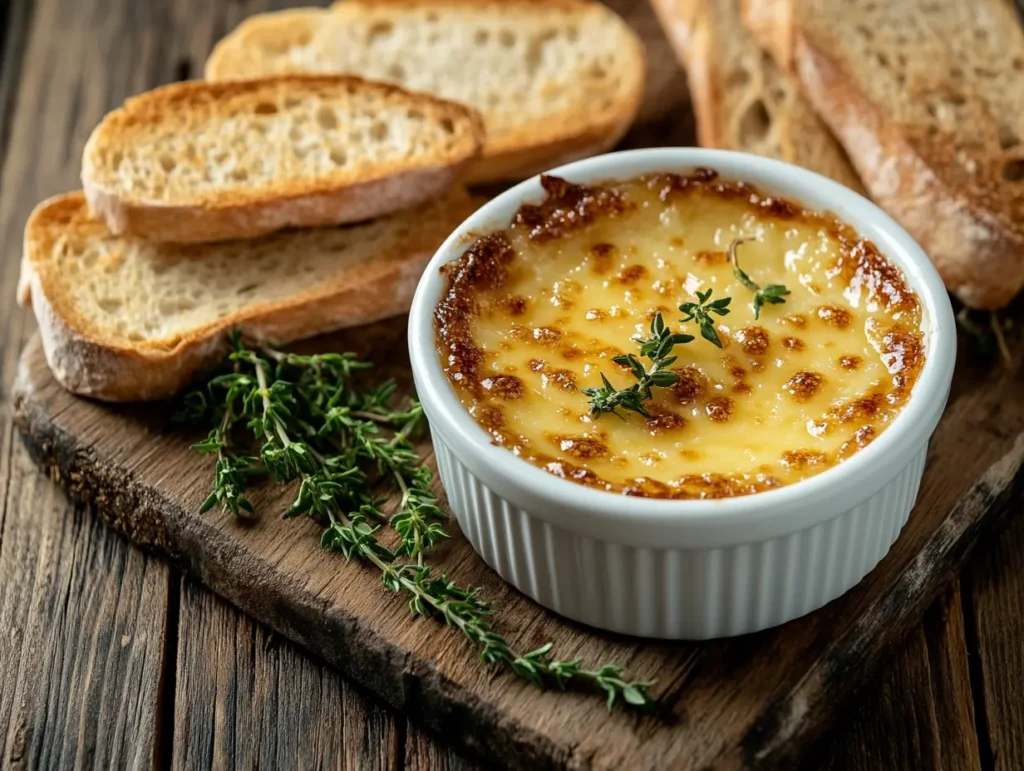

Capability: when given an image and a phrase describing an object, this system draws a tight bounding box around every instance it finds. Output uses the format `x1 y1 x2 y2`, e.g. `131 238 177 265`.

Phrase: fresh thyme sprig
178 333 655 711
583 312 691 418
728 238 790 320
679 287 732 348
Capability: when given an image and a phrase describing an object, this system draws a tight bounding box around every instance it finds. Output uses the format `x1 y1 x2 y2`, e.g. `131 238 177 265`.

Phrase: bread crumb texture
84 76 481 203
205 2 644 156
27 191 474 346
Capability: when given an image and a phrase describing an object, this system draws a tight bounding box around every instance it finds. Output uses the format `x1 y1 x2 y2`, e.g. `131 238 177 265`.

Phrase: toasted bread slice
205 2 645 184
81 75 483 243
650 0 863 192
21 190 481 401
743 0 1024 309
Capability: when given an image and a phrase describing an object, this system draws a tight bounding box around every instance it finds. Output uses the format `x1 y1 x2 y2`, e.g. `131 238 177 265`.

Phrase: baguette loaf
649 0 863 192
21 190 480 401
205 2 646 184
743 0 1024 309
82 75 484 243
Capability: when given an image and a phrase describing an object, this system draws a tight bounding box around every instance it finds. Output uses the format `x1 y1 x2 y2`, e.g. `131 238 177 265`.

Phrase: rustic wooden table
1 1 1022 769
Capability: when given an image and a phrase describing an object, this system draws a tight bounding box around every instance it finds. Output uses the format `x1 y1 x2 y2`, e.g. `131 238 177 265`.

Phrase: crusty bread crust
742 0 1024 309
24 192 481 401
83 163 467 245
792 35 1024 309
652 0 863 192
205 3 646 184
81 75 484 243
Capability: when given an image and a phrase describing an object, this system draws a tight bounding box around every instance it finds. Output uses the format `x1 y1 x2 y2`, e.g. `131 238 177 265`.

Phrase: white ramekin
408 149 956 640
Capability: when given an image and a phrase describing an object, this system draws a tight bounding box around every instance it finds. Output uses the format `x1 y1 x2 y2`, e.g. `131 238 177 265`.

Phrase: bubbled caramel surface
434 171 925 499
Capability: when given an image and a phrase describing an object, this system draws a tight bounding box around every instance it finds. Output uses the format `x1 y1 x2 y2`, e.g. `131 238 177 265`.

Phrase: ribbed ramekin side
432 435 928 640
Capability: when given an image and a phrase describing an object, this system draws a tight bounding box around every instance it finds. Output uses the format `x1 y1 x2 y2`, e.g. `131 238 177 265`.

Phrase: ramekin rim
408 148 956 541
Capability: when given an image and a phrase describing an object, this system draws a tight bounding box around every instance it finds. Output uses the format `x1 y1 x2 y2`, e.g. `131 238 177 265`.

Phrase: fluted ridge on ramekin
435 436 927 640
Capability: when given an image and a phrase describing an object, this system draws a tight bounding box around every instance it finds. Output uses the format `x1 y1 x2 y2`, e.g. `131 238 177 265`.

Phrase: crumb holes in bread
1013 57 1024 72
285 95 301 108
407 108 423 121
974 66 998 79
440 117 455 134
739 99 772 144
998 125 1020 151
856 24 873 40
254 102 278 115
567 26 579 43
329 147 348 166
370 121 388 141
368 20 393 42
236 283 259 295
110 150 124 168
875 51 889 69
316 106 338 130
474 29 489 45
231 168 249 182
1002 159 1024 182
725 67 750 90
159 155 176 173
289 125 303 142
387 63 405 80
499 29 516 48
426 11 438 22
97 297 122 313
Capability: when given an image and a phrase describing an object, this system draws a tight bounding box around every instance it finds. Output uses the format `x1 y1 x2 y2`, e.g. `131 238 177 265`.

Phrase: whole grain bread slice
82 75 484 243
649 0 863 192
743 0 1024 309
21 190 481 401
204 2 645 184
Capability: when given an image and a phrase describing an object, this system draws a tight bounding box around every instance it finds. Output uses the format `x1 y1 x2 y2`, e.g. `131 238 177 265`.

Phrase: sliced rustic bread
204 2 646 184
650 0 863 192
20 190 480 401
743 0 1024 309
81 75 484 243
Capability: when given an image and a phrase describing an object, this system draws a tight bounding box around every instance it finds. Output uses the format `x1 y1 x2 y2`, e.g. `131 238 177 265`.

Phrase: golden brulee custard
434 171 925 499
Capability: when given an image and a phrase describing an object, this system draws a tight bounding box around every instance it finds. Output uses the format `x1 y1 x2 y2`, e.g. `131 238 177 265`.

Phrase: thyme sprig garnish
728 238 790 320
679 287 732 348
179 334 654 711
583 312 691 418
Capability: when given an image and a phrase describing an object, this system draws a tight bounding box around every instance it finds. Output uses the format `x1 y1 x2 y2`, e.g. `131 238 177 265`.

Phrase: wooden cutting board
12 315 1024 769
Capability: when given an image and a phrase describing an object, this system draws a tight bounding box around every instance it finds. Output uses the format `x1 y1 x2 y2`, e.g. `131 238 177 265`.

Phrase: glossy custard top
434 171 925 499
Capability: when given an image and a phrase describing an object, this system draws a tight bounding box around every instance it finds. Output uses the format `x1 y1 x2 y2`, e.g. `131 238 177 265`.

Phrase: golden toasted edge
790 36 1024 308
205 4 645 184
81 74 485 239
25 191 482 401
742 0 1024 308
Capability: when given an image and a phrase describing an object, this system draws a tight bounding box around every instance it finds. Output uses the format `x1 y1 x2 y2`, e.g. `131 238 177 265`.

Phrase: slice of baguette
204 2 646 184
649 0 864 193
21 190 480 401
743 0 1024 309
81 75 484 243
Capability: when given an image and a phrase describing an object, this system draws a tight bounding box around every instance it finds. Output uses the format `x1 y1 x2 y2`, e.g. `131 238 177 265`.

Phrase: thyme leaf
728 238 790 320
180 333 655 711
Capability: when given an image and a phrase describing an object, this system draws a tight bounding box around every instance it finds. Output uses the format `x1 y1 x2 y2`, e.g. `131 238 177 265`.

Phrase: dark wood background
0 0 1022 769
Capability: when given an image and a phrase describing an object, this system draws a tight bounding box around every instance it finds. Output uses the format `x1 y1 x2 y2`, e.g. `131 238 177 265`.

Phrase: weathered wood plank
0 447 172 770
13 316 1024 771
963 498 1024 771
172 579 401 771
4 0 1022 768
822 582 983 771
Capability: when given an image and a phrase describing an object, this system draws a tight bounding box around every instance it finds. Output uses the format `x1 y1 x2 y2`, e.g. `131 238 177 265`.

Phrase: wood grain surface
11 243 1024 768
1 0 1023 770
